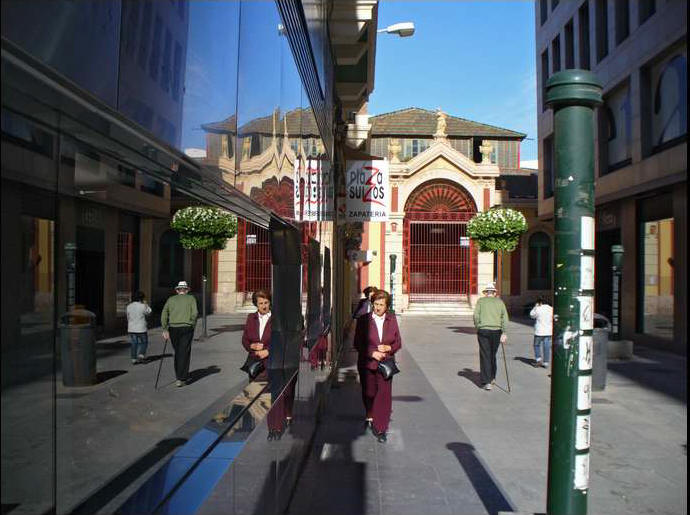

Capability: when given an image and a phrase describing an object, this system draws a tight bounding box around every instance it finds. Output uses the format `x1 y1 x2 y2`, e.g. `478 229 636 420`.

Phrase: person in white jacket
126 291 152 364
529 296 553 368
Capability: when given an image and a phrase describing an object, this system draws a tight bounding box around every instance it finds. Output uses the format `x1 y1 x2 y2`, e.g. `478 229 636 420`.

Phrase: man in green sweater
473 282 509 390
161 281 198 387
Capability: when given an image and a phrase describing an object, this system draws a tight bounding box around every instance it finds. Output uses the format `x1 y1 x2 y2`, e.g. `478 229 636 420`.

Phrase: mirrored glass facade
1 1 340 513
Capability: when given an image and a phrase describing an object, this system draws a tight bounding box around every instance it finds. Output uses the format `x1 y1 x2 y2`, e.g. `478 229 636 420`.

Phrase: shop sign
345 159 389 222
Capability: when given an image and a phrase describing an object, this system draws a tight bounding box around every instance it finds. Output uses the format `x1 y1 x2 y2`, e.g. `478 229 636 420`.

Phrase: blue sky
368 1 538 162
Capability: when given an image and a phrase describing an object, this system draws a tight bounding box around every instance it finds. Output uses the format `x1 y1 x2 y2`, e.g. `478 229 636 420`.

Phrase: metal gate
407 220 471 303
239 221 272 293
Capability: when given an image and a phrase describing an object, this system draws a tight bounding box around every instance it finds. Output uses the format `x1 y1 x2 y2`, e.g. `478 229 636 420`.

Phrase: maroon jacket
354 312 402 370
242 312 272 357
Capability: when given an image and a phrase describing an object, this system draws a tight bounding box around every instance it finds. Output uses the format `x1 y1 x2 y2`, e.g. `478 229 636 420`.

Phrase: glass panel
641 219 674 339
604 81 632 171
650 45 687 151
1 0 122 107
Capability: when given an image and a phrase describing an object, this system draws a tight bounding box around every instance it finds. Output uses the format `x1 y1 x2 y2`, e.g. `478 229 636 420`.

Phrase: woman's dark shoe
364 418 373 430
376 432 387 443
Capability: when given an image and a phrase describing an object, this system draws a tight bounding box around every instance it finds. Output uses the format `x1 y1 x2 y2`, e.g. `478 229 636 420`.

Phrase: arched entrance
403 180 478 303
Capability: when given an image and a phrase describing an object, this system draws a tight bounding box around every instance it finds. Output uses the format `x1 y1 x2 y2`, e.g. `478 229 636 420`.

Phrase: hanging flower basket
467 208 527 252
170 206 238 250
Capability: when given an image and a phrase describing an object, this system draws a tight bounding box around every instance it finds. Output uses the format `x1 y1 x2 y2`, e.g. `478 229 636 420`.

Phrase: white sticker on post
574 453 590 490
577 375 592 411
578 336 593 370
575 415 591 450
581 216 595 250
578 296 594 330
580 255 595 290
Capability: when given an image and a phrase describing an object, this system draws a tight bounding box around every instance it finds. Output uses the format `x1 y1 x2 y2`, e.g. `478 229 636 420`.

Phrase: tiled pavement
287 316 687 515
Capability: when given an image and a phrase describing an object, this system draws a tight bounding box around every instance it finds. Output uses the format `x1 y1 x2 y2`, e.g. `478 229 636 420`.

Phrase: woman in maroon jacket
241 290 272 381
354 289 402 443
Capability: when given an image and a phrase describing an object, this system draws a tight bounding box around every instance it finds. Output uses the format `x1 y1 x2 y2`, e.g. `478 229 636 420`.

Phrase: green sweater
161 294 198 329
473 296 509 331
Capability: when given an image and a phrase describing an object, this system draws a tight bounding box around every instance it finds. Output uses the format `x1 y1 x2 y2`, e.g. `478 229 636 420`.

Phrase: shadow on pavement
186 366 221 385
208 324 245 337
458 368 482 387
448 326 477 335
513 356 539 367
143 353 173 363
608 346 687 403
96 370 127 384
69 438 187 515
391 395 424 402
446 442 514 515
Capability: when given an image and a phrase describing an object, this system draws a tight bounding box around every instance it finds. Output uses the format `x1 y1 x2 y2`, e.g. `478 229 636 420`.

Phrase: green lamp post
544 70 603 515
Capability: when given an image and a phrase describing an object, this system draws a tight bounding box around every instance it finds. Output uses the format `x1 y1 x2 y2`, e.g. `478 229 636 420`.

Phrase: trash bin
60 307 97 386
592 314 611 391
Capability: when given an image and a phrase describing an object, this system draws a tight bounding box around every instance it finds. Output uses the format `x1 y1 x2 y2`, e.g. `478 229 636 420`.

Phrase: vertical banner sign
320 160 334 221
345 159 390 222
304 157 320 221
293 156 302 221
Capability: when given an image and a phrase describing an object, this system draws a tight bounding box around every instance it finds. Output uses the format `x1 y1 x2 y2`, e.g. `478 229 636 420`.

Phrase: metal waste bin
60 308 97 386
592 314 611 391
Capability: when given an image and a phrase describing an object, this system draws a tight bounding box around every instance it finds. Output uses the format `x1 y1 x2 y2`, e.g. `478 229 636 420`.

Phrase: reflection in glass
119 0 189 146
641 219 674 339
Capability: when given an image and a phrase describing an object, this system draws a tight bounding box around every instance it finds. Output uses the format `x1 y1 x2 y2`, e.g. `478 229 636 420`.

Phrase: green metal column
545 70 602 515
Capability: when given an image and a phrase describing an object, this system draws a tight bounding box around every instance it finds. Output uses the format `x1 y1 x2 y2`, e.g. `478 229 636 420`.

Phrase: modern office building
535 0 686 352
1 0 379 512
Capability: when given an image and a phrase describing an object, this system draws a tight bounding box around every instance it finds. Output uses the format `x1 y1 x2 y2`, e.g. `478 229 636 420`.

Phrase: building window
565 19 575 69
543 136 554 199
639 0 655 24
615 0 629 46
528 232 551 290
117 232 135 316
602 80 632 174
639 217 674 340
595 0 608 63
158 230 184 288
578 2 591 70
541 49 549 111
551 0 559 10
552 35 561 73
649 47 688 153
540 0 548 25
137 1 153 69
148 15 163 81
401 138 430 161
160 29 173 93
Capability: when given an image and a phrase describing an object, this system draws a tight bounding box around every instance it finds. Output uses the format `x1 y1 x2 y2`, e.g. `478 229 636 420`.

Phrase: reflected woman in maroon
354 289 401 443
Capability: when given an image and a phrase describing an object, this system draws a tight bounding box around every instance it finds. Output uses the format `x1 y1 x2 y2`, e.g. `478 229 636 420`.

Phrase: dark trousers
169 326 194 381
358 366 393 434
477 329 502 385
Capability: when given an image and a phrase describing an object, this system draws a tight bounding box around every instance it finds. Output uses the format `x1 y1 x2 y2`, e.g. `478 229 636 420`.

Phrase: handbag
377 357 400 380
240 354 265 380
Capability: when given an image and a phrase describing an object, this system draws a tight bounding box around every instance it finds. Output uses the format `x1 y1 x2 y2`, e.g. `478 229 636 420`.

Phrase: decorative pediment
391 140 500 179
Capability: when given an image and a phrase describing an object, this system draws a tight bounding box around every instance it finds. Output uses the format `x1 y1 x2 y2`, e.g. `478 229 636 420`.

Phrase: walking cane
155 337 169 390
500 337 511 393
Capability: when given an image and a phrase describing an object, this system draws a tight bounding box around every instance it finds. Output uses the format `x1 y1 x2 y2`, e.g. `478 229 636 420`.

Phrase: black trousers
169 325 194 380
477 329 502 385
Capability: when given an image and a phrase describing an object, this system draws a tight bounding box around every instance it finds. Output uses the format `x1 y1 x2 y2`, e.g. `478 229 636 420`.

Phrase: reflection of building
536 0 686 351
203 108 330 312
2 0 380 512
344 107 537 312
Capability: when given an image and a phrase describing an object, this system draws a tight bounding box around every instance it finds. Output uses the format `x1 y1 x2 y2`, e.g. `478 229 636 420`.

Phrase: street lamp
377 22 415 38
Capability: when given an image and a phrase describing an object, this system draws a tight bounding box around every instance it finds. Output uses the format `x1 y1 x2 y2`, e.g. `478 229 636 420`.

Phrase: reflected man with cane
161 281 198 387
473 282 509 391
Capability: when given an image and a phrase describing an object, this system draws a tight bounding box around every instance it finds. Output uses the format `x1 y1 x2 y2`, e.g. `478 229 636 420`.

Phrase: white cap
482 282 497 292
175 281 190 290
